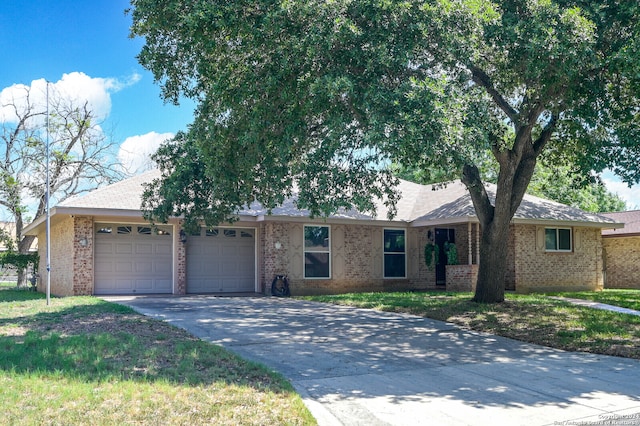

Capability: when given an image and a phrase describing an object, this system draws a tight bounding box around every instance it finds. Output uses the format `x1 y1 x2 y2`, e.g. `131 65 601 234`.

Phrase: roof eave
510 217 623 229
410 216 479 228
256 214 410 227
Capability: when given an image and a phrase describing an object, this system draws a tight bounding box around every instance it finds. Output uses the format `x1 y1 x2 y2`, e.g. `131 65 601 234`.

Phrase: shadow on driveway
105 295 640 426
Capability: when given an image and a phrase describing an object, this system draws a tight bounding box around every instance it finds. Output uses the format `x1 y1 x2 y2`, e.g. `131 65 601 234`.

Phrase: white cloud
118 131 174 175
602 171 640 210
0 71 141 123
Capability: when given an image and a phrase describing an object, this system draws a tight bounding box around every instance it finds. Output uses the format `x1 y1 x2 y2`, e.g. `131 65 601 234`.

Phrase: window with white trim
384 229 406 278
545 228 572 252
304 225 330 278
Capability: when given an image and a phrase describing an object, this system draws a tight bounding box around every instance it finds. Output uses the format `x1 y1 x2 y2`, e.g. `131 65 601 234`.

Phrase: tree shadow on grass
0 291 292 392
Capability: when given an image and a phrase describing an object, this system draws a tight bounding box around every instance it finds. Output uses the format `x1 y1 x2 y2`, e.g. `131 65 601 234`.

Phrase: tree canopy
1 84 122 263
130 0 640 302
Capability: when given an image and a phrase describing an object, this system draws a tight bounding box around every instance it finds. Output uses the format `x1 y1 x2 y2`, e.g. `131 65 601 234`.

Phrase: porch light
179 229 187 244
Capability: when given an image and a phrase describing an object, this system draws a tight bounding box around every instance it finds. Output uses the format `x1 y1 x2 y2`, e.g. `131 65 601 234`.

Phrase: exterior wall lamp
179 229 187 244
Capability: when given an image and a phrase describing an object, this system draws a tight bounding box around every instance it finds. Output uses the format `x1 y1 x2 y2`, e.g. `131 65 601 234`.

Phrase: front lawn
301 290 640 359
0 289 315 425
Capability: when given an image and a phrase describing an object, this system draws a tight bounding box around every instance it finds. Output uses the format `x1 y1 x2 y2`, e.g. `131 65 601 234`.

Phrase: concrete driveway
104 295 640 426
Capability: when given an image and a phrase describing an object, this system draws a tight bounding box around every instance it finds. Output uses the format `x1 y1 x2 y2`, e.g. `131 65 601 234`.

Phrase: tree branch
532 112 558 156
461 163 493 226
470 65 518 124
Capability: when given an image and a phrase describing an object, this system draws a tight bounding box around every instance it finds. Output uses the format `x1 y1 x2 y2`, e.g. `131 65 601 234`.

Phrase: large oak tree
130 0 640 303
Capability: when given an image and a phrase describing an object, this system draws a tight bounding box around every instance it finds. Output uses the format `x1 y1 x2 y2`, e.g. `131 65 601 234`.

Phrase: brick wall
72 216 94 295
37 216 75 296
505 225 516 290
603 236 640 289
513 225 603 293
176 224 186 294
446 264 479 292
36 216 96 296
262 222 431 295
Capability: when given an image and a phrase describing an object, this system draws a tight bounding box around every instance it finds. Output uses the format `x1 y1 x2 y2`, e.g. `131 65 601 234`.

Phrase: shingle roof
59 169 161 211
56 170 619 227
600 210 640 236
412 181 618 226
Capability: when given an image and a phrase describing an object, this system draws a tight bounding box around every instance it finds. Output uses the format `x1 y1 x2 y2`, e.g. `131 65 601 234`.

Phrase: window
304 225 330 278
117 226 132 234
384 229 406 278
137 226 152 235
545 228 572 252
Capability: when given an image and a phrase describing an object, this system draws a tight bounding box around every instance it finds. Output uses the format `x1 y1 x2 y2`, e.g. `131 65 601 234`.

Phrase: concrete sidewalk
105 296 640 426
552 296 640 317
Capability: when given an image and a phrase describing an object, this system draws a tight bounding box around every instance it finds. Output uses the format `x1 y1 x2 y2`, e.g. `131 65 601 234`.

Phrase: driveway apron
105 296 640 426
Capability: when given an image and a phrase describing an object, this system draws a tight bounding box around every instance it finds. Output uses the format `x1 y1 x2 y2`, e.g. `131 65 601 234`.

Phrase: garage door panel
221 246 239 256
220 264 237 275
135 261 153 273
187 227 255 293
155 261 172 274
94 223 173 295
95 261 114 273
135 279 153 291
222 277 253 292
115 279 134 290
135 243 153 255
204 245 220 256
156 243 172 255
115 243 133 254
154 280 172 292
95 242 113 255
115 262 133 273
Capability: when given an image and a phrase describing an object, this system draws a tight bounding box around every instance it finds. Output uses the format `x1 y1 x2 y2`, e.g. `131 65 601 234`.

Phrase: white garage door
186 227 256 293
94 224 173 295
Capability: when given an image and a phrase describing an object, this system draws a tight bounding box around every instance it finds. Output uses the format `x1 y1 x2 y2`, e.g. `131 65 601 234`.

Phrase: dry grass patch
0 289 315 425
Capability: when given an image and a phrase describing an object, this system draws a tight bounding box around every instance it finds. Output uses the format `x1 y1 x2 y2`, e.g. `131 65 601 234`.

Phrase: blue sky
1 1 638 210
1 0 195 172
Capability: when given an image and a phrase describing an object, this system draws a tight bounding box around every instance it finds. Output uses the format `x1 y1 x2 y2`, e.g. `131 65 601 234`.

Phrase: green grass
0 290 316 426
301 290 640 359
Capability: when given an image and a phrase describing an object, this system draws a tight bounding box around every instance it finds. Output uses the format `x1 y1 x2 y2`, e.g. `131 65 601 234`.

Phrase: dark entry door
435 228 455 286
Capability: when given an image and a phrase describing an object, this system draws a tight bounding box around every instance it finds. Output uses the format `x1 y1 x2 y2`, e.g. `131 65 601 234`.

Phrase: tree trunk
473 219 509 303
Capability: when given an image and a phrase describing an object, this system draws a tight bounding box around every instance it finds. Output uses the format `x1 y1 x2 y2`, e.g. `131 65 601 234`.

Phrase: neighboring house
600 210 640 289
23 170 621 297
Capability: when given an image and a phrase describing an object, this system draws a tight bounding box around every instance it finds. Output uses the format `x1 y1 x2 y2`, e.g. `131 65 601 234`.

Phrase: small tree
1 84 122 284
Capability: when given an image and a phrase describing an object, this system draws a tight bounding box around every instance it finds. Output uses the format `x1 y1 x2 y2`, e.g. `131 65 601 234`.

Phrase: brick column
72 216 94 295
176 224 186 294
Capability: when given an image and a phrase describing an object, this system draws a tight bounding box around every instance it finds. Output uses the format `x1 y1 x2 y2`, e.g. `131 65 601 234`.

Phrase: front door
435 228 455 286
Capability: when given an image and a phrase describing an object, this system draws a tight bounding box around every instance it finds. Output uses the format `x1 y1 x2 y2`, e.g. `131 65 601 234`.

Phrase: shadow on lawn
0 290 291 391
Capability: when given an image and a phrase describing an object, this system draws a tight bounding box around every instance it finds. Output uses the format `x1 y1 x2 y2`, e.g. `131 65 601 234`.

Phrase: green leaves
131 0 640 227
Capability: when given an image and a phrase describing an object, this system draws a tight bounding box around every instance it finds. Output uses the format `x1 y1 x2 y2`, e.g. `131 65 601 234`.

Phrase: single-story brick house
23 170 621 296
600 210 640 289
